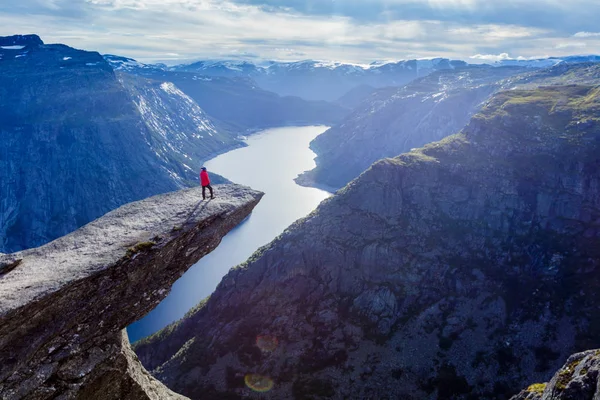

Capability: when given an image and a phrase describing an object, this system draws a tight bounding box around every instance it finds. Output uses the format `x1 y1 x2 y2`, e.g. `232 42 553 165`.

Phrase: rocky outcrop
136 86 600 399
0 35 237 253
511 350 600 400
118 73 242 180
0 34 43 47
0 185 263 399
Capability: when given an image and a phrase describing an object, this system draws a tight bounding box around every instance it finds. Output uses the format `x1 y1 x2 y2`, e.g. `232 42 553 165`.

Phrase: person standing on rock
200 167 214 200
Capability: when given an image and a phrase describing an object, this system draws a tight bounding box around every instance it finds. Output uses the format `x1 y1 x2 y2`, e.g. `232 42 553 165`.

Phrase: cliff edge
0 184 263 400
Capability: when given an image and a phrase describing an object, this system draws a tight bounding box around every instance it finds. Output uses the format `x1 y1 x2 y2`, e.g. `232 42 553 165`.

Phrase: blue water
127 126 332 342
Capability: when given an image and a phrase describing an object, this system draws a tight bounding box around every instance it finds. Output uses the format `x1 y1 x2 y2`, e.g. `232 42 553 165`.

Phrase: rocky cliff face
300 63 600 190
118 73 240 183
511 349 600 400
297 66 528 189
136 85 600 399
0 184 263 400
0 35 236 253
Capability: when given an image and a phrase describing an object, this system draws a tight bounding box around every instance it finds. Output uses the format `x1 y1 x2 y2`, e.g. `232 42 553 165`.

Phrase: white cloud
555 42 587 49
2 0 600 63
470 53 511 61
573 32 600 38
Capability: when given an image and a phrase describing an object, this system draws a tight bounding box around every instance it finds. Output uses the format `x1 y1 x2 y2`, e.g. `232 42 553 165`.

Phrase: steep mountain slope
298 65 528 189
136 85 600 399
0 35 237 253
300 63 600 190
105 56 349 131
334 84 377 110
118 73 240 183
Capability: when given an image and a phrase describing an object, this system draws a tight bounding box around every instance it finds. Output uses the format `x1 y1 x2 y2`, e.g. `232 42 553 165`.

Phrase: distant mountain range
105 54 600 102
104 55 348 131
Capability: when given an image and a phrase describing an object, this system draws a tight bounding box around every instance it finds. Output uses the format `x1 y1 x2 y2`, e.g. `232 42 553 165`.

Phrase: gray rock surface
511 349 600 400
0 184 263 399
136 86 600 399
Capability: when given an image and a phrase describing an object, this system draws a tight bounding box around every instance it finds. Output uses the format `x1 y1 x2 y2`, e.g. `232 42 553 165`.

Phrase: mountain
105 56 349 131
170 60 262 77
118 73 240 177
169 56 600 102
300 62 600 190
297 65 529 189
334 84 378 110
492 55 600 69
134 84 600 399
104 54 168 74
172 58 469 101
0 35 238 253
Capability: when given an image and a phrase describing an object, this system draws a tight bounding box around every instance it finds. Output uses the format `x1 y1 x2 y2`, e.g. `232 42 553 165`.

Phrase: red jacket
200 170 210 186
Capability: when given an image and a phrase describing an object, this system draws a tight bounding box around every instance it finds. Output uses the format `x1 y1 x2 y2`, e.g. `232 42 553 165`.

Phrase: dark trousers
202 185 213 199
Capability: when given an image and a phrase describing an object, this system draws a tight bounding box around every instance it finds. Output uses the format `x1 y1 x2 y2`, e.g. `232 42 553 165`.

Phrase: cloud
1 0 600 63
470 53 511 61
555 42 587 49
574 32 600 38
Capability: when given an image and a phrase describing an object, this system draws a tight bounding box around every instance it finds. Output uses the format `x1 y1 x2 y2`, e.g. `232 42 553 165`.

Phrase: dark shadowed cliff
136 85 600 399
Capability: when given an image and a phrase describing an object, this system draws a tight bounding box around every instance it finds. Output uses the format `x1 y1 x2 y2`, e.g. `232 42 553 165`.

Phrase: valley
127 126 332 342
2 31 600 400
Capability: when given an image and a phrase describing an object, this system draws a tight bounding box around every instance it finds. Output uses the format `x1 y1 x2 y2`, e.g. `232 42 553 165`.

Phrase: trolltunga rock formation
0 184 263 400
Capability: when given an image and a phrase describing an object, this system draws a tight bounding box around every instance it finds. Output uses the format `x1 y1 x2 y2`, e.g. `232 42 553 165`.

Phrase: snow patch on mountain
104 54 166 73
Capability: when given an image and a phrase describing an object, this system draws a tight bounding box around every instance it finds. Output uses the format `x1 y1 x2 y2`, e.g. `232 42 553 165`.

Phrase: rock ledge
0 184 263 400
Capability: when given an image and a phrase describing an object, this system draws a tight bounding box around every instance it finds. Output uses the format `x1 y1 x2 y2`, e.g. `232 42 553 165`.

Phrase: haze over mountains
106 54 600 102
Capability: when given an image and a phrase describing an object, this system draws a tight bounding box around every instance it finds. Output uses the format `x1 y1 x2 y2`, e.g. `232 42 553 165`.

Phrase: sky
1 0 600 64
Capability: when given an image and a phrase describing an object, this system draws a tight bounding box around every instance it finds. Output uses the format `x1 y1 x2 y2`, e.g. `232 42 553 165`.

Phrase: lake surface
128 126 332 342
